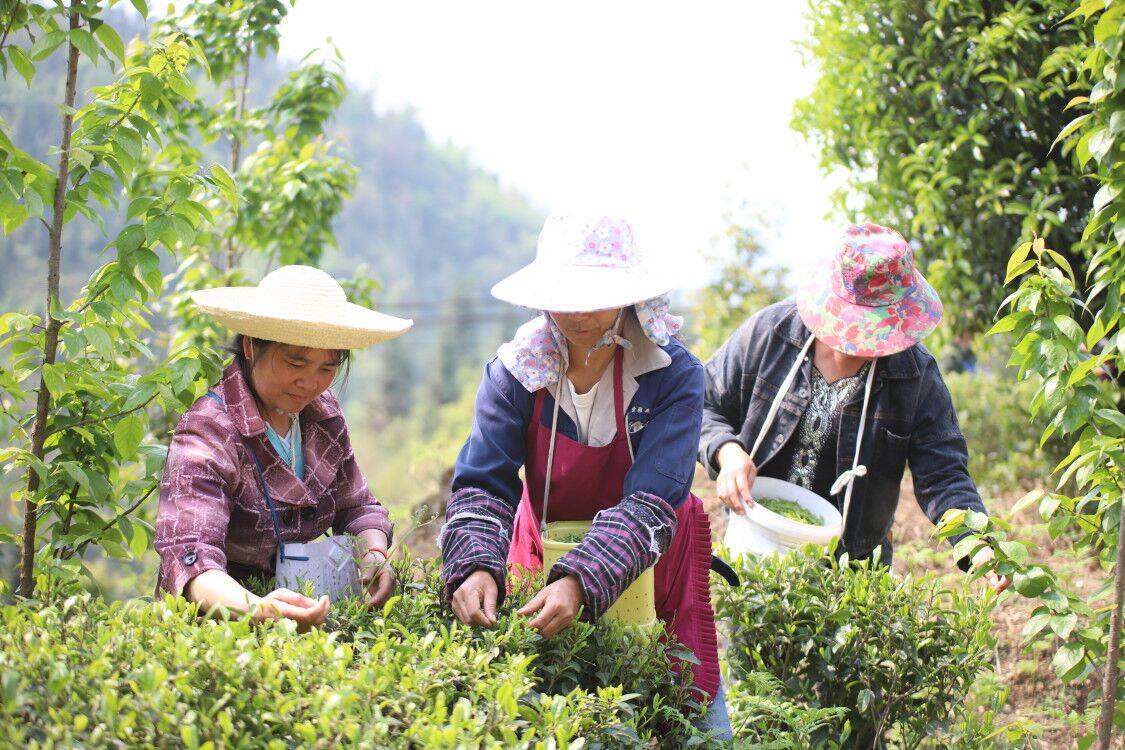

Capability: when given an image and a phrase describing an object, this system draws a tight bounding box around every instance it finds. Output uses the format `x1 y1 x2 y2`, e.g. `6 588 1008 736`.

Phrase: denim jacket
699 301 986 566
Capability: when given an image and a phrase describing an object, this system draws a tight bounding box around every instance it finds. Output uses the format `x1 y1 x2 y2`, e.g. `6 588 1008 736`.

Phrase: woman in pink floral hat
700 223 1008 590
440 213 731 739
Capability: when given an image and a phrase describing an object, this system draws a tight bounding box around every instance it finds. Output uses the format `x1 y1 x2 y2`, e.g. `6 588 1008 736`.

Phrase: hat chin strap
581 308 630 365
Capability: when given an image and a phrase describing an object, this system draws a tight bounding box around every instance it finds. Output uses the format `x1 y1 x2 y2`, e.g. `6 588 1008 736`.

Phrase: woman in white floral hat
440 214 730 739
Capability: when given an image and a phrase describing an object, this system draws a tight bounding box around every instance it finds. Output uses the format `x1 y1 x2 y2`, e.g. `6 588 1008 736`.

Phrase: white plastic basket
723 476 842 558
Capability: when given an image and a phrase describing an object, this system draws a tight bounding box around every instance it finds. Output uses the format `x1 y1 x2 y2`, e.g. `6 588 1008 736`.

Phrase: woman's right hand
716 441 758 514
253 588 330 632
451 569 498 628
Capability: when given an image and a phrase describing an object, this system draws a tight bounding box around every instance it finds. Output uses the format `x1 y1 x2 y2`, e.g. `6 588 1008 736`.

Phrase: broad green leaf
123 380 157 410
86 326 114 360
1051 113 1091 150
61 462 94 498
69 29 99 63
1051 643 1085 682
1021 609 1052 639
951 535 986 563
1042 249 1076 284
1011 489 1044 515
1094 408 1125 434
93 24 125 63
987 315 1019 335
1052 315 1084 344
9 47 35 86
997 540 1028 565
1005 241 1033 277
113 412 145 458
116 225 144 252
1004 259 1036 284
41 363 66 397
1049 612 1078 639
143 216 171 244
29 31 68 61
209 163 239 204
1013 568 1051 598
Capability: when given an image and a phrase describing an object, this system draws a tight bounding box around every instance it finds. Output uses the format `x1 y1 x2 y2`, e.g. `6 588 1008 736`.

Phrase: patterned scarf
497 295 683 392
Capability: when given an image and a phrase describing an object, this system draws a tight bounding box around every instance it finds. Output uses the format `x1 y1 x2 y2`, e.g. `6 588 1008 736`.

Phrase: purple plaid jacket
154 364 392 596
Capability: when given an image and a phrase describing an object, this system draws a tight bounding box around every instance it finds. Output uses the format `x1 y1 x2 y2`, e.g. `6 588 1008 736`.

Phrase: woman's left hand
360 551 397 608
518 575 584 637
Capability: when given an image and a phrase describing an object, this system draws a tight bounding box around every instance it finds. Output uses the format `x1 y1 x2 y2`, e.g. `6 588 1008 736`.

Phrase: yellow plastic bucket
542 520 657 628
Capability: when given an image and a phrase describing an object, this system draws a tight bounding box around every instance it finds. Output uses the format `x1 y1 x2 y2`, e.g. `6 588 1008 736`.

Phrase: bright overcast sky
278 2 843 289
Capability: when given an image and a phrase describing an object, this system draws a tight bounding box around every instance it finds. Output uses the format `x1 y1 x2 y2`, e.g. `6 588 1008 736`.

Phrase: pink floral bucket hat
795 223 943 358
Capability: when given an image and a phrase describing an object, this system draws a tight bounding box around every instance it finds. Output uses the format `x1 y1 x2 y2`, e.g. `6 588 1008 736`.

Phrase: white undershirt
566 378 600 444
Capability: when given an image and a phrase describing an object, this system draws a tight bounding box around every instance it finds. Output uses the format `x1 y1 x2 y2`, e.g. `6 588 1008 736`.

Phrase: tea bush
716 548 995 748
1 561 726 749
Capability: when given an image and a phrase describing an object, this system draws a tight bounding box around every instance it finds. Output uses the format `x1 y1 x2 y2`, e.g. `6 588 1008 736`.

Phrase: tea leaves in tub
757 497 823 526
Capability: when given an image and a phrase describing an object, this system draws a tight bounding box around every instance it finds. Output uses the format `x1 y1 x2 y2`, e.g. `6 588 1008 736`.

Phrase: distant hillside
0 10 542 416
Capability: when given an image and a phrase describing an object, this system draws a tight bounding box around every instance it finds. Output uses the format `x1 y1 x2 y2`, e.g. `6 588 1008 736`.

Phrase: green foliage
725 673 848 749
943 370 1069 496
0 3 229 596
951 2 1125 744
690 210 788 359
716 548 995 748
0 561 725 748
794 0 1093 323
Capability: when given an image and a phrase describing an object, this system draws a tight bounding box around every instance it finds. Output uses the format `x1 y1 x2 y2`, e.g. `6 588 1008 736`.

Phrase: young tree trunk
224 43 251 270
18 5 81 599
1096 506 1124 749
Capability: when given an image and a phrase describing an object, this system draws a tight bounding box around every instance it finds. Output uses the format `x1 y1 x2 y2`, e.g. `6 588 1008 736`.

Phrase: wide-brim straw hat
491 213 679 313
190 265 413 349
795 223 943 358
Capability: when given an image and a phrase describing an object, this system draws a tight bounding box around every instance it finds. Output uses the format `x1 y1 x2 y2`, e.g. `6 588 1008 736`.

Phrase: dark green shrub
715 548 995 749
943 371 1067 496
0 560 718 749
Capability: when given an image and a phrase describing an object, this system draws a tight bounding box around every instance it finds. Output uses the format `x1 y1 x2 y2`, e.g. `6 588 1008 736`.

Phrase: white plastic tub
723 476 842 558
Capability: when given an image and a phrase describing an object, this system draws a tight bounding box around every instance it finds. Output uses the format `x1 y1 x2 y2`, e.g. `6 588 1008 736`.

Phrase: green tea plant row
0 554 1000 749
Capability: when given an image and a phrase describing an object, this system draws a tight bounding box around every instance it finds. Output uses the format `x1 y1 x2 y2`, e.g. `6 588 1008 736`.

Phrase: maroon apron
506 349 721 700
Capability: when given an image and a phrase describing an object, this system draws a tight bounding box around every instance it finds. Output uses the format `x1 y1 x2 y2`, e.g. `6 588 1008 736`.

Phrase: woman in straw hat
439 214 730 737
701 223 1008 590
155 265 413 630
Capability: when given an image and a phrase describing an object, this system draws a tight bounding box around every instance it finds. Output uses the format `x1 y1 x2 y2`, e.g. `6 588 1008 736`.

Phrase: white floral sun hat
191 265 413 349
490 213 679 313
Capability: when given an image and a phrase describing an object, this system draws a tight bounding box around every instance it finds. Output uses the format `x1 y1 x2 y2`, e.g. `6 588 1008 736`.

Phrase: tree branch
45 393 156 437
0 4 18 54
20 0 81 599
225 41 252 271
57 481 159 561
1095 505 1124 749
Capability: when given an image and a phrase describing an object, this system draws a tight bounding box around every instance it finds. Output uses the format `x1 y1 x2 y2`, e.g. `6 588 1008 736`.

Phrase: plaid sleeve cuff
439 488 516 605
336 504 394 544
548 491 676 620
157 542 228 597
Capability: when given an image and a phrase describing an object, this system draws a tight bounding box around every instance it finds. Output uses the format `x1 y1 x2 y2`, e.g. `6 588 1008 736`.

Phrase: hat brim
191 287 413 350
490 262 677 313
794 263 943 358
